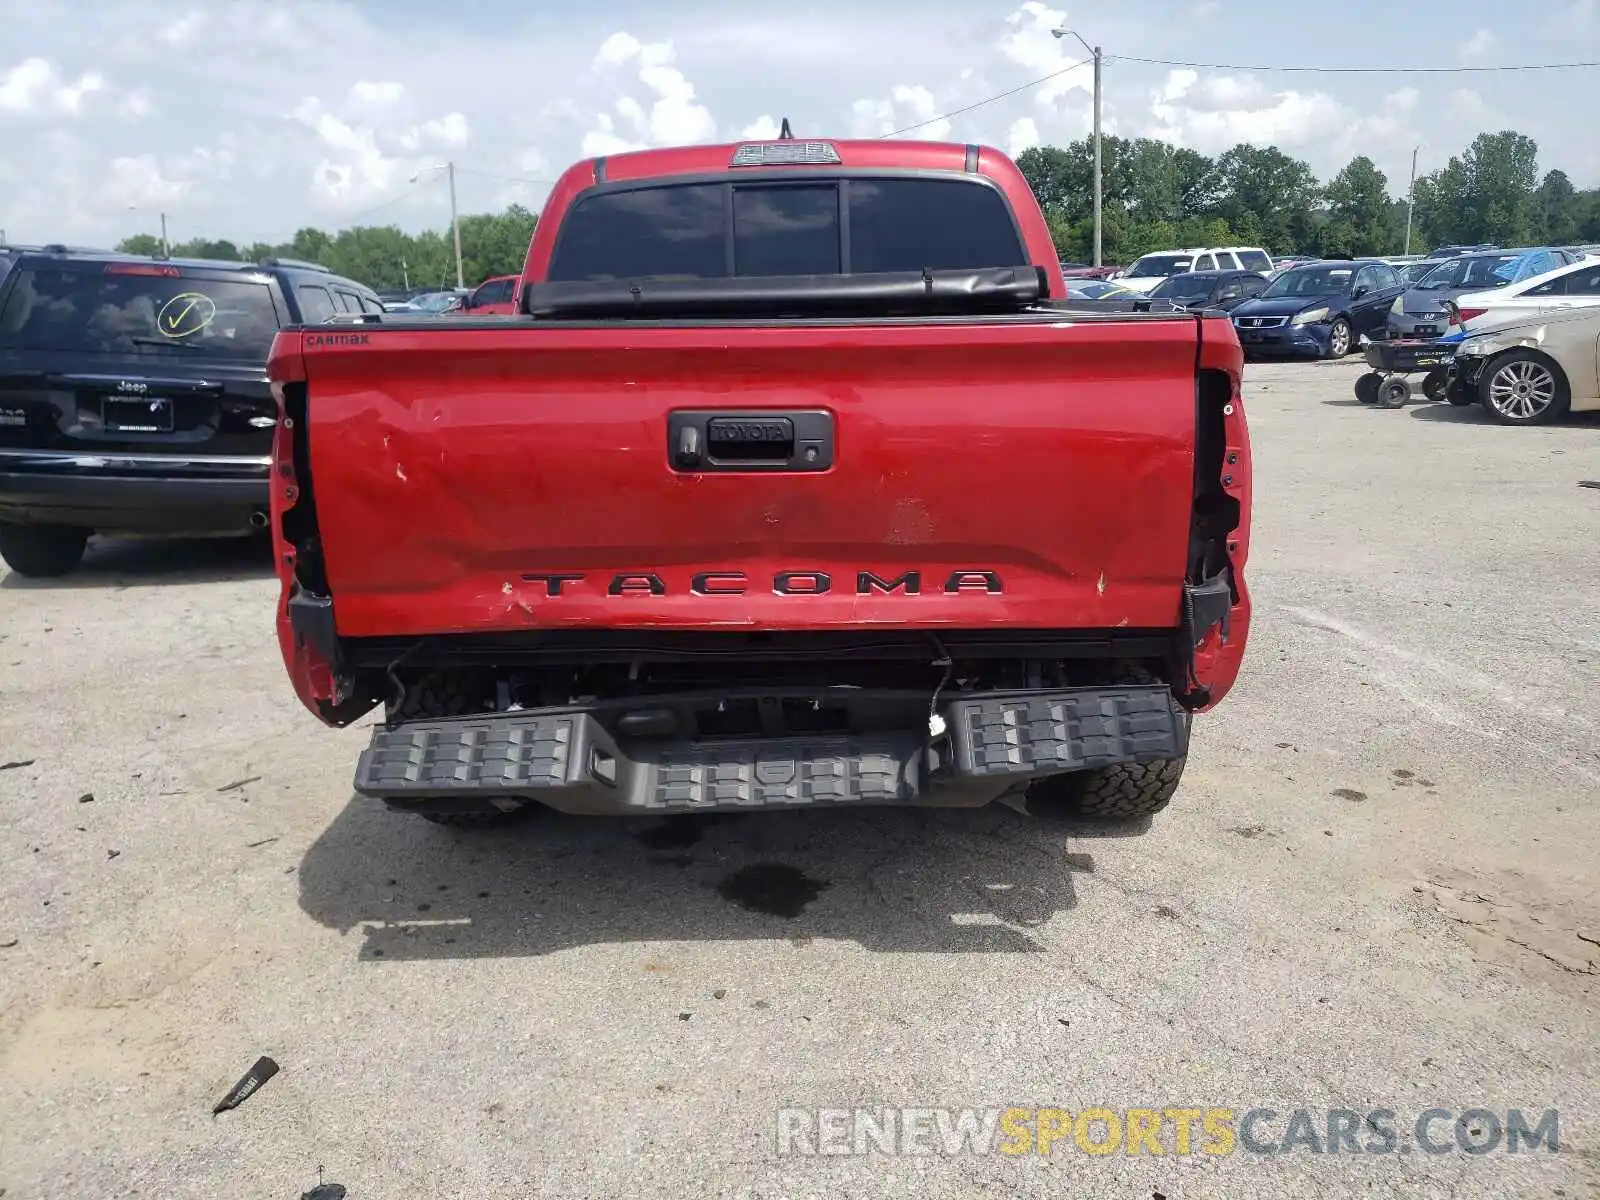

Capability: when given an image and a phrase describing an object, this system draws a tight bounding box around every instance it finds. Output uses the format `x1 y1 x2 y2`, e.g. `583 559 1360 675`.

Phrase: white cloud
289 97 420 207
741 114 782 140
580 112 646 158
104 155 188 208
1007 116 1042 156
1459 29 1496 63
1144 68 1347 153
584 31 716 150
0 58 106 116
400 112 470 152
850 84 951 140
1182 74 1270 114
997 1 1092 108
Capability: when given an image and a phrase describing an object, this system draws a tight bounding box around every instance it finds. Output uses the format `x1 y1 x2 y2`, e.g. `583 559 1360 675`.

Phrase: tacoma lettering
858 570 921 595
691 572 747 595
516 570 1004 596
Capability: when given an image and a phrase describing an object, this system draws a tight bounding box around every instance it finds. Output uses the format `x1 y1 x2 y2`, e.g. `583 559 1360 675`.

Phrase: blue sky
1 0 1596 245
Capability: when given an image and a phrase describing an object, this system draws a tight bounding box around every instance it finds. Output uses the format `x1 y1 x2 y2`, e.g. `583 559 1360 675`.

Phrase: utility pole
1403 147 1419 256
1053 28 1102 267
412 162 465 288
159 211 169 257
447 161 463 289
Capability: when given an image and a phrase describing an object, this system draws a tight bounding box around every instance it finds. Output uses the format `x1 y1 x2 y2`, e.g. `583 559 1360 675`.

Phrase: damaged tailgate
271 313 1205 639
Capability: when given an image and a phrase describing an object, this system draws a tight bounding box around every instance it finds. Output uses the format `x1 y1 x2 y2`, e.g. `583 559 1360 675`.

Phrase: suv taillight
105 262 180 276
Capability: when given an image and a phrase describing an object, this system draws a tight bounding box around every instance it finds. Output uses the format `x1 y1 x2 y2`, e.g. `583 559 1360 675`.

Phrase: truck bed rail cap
521 266 1047 319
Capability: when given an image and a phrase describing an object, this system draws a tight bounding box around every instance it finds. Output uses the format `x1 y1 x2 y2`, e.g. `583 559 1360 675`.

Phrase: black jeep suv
0 249 382 576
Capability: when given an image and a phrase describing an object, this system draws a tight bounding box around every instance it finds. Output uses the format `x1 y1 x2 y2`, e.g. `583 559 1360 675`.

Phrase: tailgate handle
668 410 834 473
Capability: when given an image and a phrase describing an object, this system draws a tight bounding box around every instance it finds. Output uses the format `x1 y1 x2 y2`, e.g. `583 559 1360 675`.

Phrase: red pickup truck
266 137 1251 827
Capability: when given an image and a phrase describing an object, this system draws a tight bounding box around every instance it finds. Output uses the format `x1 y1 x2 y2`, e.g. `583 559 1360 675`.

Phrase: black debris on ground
212 1056 280 1114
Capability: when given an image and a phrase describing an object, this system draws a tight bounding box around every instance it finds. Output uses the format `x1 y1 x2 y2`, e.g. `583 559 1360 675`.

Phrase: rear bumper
354 685 1191 816
0 451 269 532
1386 314 1450 339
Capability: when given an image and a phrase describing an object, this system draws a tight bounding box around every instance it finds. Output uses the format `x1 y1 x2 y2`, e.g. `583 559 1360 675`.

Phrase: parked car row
1450 255 1600 333
380 274 520 315
1386 247 1585 339
1116 246 1275 293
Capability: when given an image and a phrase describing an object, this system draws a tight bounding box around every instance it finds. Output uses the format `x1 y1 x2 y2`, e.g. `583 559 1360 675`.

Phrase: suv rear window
1237 249 1272 272
1127 254 1195 277
548 177 1026 281
0 264 280 358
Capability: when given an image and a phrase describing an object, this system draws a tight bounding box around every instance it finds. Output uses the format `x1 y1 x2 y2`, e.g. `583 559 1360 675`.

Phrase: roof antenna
778 117 794 140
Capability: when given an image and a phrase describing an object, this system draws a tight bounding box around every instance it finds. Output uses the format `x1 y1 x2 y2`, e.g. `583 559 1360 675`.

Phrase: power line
454 166 560 187
1106 53 1600 74
337 172 444 227
878 57 1094 139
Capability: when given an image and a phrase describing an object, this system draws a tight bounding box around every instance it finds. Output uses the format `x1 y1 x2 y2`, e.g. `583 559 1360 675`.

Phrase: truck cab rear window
548 177 1026 280
0 267 280 358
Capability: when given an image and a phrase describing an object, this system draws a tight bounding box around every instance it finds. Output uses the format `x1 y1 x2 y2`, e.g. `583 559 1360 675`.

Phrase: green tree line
113 129 1600 281
1018 129 1600 263
117 204 539 291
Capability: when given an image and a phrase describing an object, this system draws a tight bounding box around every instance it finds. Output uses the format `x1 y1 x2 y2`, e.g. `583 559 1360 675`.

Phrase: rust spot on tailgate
883 497 935 545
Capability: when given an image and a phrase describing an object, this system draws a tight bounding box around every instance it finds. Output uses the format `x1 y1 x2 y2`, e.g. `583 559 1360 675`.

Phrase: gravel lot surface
2 359 1598 1199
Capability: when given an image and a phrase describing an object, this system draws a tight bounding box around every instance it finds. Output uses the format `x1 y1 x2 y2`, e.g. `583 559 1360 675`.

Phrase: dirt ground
1 359 1597 1199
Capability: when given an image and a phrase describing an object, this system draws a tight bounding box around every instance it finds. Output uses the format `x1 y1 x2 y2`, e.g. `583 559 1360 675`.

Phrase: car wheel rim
1330 324 1349 355
1487 360 1555 419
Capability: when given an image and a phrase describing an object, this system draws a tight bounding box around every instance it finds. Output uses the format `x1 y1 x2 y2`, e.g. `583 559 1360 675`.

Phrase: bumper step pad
355 685 1188 815
949 686 1189 777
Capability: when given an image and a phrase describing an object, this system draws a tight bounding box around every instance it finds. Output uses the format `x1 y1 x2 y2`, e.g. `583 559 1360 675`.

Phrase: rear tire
1025 664 1189 822
1354 371 1382 405
1029 757 1187 821
0 523 89 577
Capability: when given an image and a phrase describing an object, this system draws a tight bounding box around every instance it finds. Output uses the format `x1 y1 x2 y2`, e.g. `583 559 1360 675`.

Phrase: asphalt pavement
2 359 1598 1199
